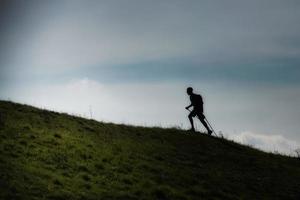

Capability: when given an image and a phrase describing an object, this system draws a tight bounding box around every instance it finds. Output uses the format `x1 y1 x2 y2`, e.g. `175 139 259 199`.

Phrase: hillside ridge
0 100 300 200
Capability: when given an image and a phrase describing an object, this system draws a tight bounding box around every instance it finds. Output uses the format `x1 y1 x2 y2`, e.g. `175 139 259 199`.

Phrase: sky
1 0 300 155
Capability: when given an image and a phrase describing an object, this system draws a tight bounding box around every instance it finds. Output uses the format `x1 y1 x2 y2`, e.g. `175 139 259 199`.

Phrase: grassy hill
0 100 300 200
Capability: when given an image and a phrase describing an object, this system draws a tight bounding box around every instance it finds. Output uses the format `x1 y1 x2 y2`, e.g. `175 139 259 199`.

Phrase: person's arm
185 104 192 110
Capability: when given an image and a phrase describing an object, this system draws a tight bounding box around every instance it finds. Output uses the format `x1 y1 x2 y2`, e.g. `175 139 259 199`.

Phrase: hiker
185 87 212 135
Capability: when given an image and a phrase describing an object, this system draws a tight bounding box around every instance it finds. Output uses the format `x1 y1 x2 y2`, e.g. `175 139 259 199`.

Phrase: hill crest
0 100 300 200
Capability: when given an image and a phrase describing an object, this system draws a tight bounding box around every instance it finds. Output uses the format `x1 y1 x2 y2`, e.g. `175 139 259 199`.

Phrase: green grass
0 100 300 200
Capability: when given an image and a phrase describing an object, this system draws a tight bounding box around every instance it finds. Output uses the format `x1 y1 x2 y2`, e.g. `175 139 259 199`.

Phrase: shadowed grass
0 100 300 200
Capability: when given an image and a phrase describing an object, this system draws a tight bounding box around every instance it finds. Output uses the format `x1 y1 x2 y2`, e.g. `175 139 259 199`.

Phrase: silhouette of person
185 87 212 135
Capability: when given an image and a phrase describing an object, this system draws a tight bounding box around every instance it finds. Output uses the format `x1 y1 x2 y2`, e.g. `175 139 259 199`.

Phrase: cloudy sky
1 0 300 155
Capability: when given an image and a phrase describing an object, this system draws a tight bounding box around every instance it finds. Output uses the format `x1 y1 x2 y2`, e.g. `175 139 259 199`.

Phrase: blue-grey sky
1 0 300 154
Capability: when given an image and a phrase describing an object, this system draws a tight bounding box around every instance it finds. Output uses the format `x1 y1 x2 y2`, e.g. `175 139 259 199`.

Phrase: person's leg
198 114 212 134
188 111 196 131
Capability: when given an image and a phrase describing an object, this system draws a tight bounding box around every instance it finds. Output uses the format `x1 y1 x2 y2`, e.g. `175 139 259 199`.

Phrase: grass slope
0 100 300 200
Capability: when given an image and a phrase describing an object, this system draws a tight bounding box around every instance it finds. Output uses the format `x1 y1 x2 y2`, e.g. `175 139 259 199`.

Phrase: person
185 87 212 135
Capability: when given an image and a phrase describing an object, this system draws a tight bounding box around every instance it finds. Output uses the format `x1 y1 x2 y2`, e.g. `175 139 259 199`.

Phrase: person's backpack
196 94 203 105
192 94 203 107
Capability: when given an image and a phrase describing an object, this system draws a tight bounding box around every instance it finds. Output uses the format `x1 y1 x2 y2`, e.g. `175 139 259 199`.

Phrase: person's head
186 87 193 95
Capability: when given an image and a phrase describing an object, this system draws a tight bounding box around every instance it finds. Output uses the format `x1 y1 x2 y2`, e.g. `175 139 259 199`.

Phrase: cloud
230 131 300 155
1 0 300 76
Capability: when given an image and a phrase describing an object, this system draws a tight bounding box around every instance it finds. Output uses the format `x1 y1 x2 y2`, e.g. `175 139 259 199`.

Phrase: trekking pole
204 116 218 137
